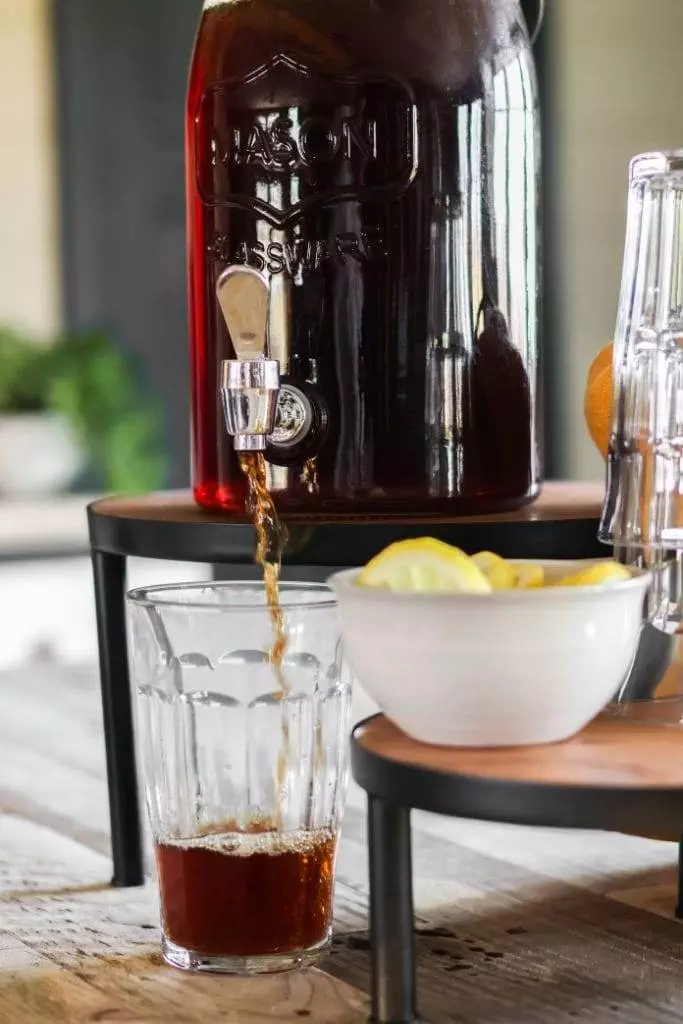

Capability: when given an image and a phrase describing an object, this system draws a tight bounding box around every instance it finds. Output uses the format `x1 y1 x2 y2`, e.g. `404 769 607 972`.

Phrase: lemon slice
357 538 493 593
515 563 545 589
557 562 632 587
471 551 516 590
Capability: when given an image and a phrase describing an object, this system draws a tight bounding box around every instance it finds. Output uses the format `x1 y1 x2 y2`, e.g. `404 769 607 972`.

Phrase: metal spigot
220 358 280 452
216 265 280 452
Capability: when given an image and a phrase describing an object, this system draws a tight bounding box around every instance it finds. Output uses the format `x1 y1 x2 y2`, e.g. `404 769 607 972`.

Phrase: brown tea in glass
156 823 337 958
187 0 542 517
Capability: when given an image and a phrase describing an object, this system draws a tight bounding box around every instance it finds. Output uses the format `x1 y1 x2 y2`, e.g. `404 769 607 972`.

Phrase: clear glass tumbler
126 581 351 975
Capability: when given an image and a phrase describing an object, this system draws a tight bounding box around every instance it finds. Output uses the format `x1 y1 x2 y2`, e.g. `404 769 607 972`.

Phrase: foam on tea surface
161 825 335 858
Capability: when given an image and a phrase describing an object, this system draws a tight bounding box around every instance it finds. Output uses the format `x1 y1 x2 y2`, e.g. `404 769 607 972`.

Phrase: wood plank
328 810 683 1024
0 813 368 1024
0 957 369 1024
4 800 683 1023
0 802 673 1024
0 736 111 848
405 809 679 909
4 660 683 1021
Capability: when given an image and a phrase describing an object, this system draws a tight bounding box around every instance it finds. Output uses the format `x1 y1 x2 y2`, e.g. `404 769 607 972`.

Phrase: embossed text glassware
188 0 541 516
126 581 351 974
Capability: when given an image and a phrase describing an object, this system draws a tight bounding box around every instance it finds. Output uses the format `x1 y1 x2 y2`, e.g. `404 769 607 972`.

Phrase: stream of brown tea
239 452 290 824
238 452 288 690
238 453 328 835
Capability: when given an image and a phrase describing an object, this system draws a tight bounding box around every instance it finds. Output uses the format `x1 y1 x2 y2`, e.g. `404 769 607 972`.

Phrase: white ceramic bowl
329 560 650 748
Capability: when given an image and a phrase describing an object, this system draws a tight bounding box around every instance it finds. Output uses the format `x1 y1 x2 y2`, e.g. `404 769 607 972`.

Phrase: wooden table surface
2 663 683 1024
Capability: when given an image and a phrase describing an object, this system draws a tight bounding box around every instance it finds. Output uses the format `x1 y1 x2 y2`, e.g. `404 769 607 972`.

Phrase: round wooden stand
351 715 683 1024
89 481 605 564
86 481 604 889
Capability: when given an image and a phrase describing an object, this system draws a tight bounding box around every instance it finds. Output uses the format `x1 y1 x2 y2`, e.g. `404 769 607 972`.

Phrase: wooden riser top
355 714 683 790
88 481 606 567
351 712 683 831
90 481 604 526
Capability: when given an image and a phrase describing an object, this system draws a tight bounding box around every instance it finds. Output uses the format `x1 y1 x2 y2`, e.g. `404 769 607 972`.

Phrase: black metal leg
676 837 683 919
368 796 416 1024
92 550 144 887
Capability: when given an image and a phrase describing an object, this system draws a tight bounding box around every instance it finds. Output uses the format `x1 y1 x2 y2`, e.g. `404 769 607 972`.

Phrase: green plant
0 328 52 412
0 327 168 494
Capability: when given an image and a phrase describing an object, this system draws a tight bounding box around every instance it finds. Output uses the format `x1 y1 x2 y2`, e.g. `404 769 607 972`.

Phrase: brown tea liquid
238 451 292 815
238 451 288 685
156 825 336 956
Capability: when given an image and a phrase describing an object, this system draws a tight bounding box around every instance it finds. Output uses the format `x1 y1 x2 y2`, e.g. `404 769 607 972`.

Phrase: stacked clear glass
600 152 683 719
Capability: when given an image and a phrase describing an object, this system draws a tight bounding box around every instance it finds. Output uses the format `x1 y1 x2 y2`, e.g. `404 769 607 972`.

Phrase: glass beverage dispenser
187 0 542 516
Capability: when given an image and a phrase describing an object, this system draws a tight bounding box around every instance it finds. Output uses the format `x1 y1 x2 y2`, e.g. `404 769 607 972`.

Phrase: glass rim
126 579 337 611
630 149 683 181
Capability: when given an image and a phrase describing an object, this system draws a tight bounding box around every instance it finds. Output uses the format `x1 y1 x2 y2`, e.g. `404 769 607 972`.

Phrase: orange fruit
587 342 613 382
584 342 613 458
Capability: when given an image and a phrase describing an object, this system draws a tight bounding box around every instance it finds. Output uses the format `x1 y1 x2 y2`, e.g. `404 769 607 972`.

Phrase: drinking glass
600 151 683 555
599 151 683 719
126 581 351 974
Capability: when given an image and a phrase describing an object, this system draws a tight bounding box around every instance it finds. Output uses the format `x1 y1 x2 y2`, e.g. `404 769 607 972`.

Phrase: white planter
0 413 85 496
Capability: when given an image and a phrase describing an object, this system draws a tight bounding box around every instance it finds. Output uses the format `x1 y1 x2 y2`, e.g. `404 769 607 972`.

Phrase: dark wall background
54 0 554 491
54 0 203 489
